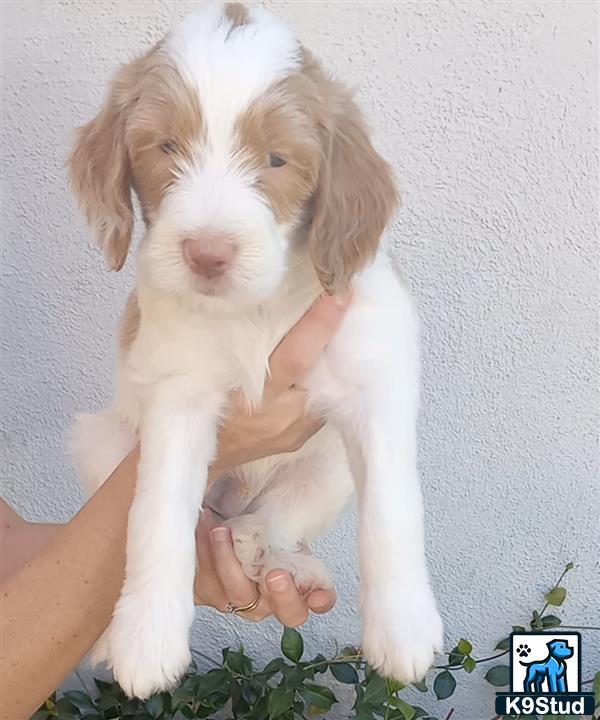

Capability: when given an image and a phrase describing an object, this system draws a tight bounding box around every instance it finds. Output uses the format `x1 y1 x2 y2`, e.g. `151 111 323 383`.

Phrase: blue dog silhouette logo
495 632 595 715
511 632 579 694
519 639 573 693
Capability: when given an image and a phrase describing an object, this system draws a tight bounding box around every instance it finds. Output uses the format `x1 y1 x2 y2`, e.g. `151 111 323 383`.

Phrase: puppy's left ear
309 77 399 292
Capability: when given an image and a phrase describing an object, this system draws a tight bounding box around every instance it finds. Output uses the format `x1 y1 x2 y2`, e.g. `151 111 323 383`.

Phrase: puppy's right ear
69 62 139 271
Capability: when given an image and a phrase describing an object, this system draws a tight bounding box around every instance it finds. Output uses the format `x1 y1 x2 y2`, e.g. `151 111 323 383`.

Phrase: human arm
0 291 349 718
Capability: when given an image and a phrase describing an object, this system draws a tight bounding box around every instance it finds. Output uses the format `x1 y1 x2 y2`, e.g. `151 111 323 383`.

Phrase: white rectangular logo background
511 633 580 693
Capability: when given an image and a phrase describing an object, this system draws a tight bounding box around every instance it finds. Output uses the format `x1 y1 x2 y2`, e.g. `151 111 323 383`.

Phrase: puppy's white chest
119 266 320 418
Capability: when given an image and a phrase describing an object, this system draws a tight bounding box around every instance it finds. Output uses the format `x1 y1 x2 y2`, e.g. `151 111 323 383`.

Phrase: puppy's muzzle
182 231 236 279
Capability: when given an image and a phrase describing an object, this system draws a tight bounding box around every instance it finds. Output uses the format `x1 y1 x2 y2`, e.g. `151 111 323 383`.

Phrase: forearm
0 449 221 719
1 504 62 583
1 450 138 719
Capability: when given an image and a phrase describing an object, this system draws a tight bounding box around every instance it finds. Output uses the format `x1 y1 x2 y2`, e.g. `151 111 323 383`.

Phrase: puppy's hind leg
227 437 352 595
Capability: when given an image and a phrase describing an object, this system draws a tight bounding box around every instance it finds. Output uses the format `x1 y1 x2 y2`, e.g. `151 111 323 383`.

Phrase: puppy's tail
70 411 136 497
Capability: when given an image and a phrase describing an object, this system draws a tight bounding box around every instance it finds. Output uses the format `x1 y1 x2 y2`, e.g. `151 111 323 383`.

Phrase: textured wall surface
1 1 598 717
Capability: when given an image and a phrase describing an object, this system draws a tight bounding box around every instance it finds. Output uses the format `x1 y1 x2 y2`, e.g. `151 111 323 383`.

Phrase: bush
32 563 599 720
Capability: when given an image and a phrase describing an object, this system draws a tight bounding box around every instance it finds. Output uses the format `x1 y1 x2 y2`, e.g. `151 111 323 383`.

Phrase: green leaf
263 658 288 678
143 695 164 719
93 679 113 693
330 662 359 684
457 638 473 655
385 678 405 694
96 693 119 711
53 697 80 720
224 647 253 676
310 653 329 674
531 610 543 630
446 649 464 666
512 625 526 632
195 668 230 699
281 627 304 663
390 697 416 720
411 678 428 693
170 678 196 708
363 673 387 706
485 665 510 687
62 692 97 715
301 684 336 711
594 671 600 708
545 586 567 606
495 637 510 651
267 686 294 718
283 664 308 690
433 670 456 699
541 614 562 628
464 656 477 673
411 708 428 719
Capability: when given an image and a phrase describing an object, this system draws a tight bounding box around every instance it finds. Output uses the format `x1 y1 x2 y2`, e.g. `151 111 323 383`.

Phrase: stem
302 654 364 673
445 710 455 720
435 649 508 671
537 562 574 618
559 625 600 631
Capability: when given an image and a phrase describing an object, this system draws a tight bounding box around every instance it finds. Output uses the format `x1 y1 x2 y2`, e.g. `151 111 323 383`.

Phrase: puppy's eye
160 141 179 155
268 153 286 168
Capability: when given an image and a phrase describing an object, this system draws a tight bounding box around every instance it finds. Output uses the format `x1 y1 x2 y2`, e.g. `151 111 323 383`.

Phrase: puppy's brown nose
182 233 235 279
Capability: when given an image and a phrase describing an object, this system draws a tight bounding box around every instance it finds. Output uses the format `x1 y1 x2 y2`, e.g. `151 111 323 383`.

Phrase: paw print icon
517 643 531 658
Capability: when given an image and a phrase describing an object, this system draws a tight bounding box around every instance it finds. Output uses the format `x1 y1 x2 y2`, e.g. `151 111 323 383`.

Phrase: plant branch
537 561 574 618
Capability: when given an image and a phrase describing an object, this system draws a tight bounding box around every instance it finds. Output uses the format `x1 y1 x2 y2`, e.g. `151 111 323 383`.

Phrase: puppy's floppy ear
69 60 141 271
308 75 399 293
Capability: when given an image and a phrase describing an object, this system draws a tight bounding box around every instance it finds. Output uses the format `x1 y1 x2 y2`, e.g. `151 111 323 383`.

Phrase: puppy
69 2 443 699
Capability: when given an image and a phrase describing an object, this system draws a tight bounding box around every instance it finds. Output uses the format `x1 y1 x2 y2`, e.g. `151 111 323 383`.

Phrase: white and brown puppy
69 2 443 699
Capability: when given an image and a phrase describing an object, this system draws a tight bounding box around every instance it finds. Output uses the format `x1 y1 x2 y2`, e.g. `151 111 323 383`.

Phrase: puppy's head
70 2 398 308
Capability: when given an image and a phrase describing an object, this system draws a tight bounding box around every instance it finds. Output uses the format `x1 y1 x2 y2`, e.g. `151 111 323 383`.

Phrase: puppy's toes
361 580 443 683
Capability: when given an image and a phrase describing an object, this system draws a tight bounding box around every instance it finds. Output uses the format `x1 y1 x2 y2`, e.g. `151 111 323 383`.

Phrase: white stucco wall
2 1 598 717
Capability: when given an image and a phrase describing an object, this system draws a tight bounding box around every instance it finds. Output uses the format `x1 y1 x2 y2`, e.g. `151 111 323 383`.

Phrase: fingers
264 569 309 628
194 510 228 608
307 588 337 615
267 290 352 396
202 526 336 627
209 527 260 609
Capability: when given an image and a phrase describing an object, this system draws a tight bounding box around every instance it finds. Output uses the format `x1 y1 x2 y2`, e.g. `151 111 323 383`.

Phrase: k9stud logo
495 632 595 716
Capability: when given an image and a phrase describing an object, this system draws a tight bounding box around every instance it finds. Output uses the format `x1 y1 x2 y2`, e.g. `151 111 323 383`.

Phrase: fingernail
210 527 229 542
267 573 289 592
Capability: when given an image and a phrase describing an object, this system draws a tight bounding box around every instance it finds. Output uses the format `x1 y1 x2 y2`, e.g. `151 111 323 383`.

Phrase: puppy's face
70 3 397 308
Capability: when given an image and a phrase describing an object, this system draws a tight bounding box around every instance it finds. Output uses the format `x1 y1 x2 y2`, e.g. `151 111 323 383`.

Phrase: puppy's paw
105 592 193 699
263 551 334 596
361 581 443 684
226 514 269 582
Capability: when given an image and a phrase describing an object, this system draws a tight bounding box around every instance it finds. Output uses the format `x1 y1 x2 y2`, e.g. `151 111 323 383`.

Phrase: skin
0 291 351 719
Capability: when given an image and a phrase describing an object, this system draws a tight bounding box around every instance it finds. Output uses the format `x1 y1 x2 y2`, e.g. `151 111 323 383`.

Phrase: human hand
194 509 336 625
212 291 352 472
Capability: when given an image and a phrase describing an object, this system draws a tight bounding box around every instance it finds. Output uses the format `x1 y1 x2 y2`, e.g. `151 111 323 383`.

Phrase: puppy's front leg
317 283 443 684
344 390 444 683
106 391 221 699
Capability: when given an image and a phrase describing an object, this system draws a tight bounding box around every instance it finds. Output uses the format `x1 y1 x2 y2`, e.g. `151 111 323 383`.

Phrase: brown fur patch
301 51 399 292
127 58 203 223
69 46 202 270
224 2 249 32
235 48 398 291
234 75 322 225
